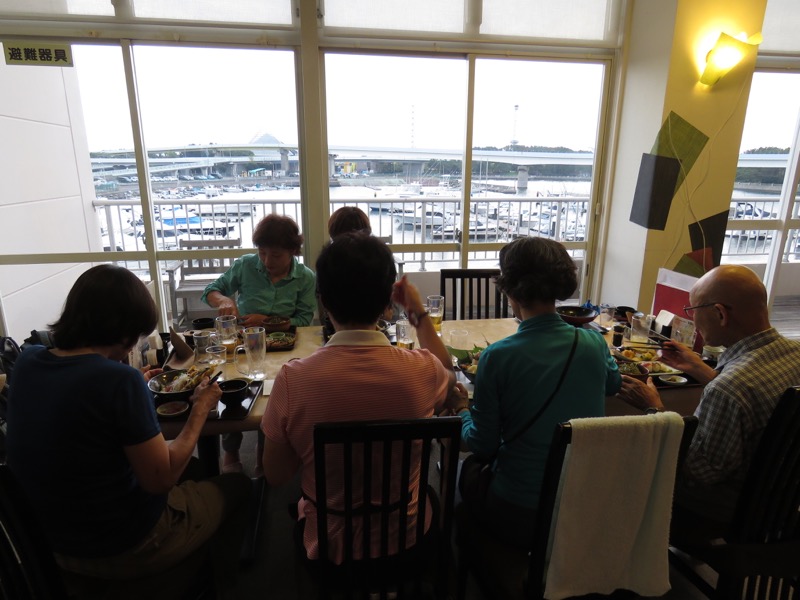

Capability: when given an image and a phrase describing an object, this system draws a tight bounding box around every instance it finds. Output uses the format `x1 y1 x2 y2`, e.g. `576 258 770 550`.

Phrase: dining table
439 318 705 417
160 317 705 470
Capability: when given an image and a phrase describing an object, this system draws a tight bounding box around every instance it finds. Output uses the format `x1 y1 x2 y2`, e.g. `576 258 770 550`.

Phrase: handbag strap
492 327 579 458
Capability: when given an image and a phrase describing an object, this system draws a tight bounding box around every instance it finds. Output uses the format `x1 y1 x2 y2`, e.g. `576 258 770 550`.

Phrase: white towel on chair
543 412 684 600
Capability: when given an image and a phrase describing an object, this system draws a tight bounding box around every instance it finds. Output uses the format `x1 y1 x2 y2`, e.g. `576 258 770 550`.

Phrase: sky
73 44 798 155
73 45 604 153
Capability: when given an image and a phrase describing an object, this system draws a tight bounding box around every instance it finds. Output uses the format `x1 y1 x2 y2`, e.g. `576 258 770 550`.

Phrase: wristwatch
408 310 429 327
645 406 664 414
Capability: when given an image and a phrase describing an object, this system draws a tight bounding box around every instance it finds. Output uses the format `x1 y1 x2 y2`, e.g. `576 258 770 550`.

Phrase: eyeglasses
683 302 729 318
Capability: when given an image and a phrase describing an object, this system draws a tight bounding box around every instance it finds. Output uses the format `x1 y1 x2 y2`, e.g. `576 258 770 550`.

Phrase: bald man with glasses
617 265 800 538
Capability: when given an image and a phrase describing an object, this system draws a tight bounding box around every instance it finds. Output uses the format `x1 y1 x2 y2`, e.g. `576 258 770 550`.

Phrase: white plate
641 361 683 376
658 374 688 386
156 400 190 418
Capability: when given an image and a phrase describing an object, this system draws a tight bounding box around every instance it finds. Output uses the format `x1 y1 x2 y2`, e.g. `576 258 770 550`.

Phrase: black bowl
556 305 598 327
218 378 249 405
615 306 637 323
192 317 215 330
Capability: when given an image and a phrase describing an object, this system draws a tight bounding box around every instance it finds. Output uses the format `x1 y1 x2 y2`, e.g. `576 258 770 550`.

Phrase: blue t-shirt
6 346 165 557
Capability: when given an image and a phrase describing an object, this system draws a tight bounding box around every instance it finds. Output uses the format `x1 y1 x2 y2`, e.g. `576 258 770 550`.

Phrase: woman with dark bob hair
327 206 372 239
451 237 621 549
6 265 251 597
202 213 317 473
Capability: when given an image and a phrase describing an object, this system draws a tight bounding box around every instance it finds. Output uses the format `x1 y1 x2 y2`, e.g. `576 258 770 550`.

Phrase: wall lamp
700 32 762 86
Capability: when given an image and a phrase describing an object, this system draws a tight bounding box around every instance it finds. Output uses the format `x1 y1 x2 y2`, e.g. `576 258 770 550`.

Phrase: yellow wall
636 0 767 312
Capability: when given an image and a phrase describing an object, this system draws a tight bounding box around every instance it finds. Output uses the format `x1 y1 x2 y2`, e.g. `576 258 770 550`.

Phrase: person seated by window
328 205 372 239
261 231 461 563
616 264 800 542
202 213 317 329
453 237 621 549
322 206 393 340
5 265 251 598
202 213 317 474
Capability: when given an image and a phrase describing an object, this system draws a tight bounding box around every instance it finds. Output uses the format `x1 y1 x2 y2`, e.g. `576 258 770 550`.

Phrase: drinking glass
598 304 616 328
449 329 470 350
630 313 655 343
427 295 444 336
205 345 227 374
215 314 239 358
235 326 267 380
395 319 414 349
193 330 219 364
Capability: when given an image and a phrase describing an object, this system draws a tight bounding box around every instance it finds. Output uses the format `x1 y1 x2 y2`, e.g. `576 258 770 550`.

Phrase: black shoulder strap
496 327 580 455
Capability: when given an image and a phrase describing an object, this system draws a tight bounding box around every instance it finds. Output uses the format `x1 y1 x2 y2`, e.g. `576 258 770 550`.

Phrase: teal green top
201 254 317 326
460 313 621 509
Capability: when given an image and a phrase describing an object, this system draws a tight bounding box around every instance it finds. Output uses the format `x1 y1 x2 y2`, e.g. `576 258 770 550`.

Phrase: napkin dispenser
654 310 675 338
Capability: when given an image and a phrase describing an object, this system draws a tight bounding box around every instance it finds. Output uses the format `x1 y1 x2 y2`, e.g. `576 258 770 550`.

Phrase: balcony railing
95 192 591 272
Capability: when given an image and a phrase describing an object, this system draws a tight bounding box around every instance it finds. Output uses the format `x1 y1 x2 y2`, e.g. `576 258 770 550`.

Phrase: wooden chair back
439 268 509 320
311 417 462 599
456 415 698 600
177 238 242 282
670 386 800 599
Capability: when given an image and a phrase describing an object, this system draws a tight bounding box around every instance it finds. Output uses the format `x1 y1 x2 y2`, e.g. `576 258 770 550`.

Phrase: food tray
653 374 702 388
216 380 263 420
155 380 263 422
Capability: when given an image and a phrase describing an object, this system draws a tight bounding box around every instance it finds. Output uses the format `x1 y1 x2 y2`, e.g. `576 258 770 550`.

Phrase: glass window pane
325 53 467 270
324 0 464 33
0 0 113 16
472 58 603 296
131 0 292 25
731 72 800 264
480 0 621 43
131 44 300 248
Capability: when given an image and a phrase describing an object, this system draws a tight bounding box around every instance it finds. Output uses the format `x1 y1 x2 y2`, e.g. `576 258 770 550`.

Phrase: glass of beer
396 319 414 349
427 295 444 336
215 314 239 358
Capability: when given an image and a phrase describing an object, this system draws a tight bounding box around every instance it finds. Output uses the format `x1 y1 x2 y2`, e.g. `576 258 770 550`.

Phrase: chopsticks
208 371 223 384
621 343 663 349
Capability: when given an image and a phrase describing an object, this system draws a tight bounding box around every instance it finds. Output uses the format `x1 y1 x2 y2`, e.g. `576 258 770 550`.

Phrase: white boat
157 208 235 236
393 204 448 228
432 217 499 240
196 203 256 221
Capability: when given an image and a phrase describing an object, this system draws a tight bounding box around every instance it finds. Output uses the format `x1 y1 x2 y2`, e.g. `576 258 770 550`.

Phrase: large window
723 70 800 298
324 53 605 302
724 72 800 264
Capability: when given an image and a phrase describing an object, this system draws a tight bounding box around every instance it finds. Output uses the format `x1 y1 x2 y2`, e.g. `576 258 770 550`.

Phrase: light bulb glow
699 31 762 87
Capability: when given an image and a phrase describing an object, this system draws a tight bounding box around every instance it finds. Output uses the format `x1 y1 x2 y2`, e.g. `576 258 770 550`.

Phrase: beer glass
235 326 267 380
426 295 444 336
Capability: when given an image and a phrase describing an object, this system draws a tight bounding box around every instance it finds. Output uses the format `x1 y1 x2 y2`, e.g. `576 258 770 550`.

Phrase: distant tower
410 104 415 149
511 104 519 151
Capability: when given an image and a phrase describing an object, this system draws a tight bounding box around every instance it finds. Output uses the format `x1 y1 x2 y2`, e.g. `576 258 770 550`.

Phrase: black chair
440 268 509 320
456 414 699 600
668 385 800 599
0 464 69 600
303 417 462 599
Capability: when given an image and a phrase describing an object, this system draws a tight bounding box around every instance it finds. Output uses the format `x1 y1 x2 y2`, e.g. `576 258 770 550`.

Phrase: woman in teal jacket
455 237 621 549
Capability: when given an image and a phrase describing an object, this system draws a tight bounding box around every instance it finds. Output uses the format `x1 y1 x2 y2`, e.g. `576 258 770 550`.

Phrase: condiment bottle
612 325 624 347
